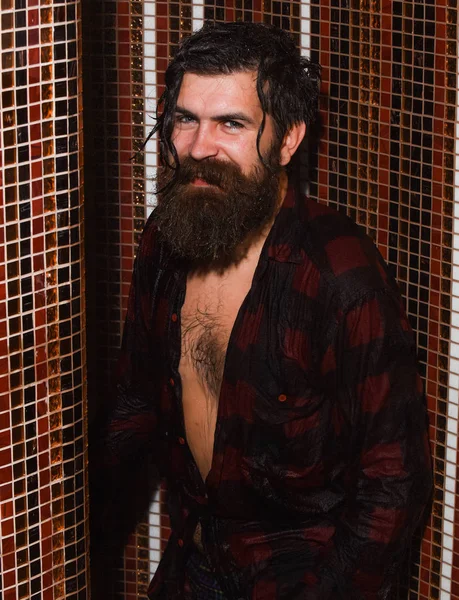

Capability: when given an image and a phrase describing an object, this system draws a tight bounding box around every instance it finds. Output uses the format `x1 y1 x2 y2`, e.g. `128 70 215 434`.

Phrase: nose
189 124 218 161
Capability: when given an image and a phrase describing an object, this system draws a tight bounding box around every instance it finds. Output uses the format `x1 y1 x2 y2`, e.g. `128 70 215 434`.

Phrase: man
103 21 432 600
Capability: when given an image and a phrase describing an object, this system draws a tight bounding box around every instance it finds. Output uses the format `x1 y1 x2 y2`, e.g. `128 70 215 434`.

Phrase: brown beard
153 155 281 268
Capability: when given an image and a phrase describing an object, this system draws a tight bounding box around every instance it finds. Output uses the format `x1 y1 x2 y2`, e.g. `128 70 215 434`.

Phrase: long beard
153 155 281 268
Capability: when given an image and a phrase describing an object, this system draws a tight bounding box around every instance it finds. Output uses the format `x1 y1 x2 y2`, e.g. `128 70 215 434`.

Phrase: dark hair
153 21 321 170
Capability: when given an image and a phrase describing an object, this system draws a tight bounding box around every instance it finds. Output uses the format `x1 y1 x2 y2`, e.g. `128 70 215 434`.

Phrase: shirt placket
166 270 209 549
167 271 187 444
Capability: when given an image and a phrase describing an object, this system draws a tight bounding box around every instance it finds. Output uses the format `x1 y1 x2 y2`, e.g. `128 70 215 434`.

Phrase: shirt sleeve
89 218 161 576
315 288 433 599
103 216 160 467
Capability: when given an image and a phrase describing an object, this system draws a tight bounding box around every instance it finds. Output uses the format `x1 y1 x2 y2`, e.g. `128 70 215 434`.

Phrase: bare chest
178 270 254 479
180 282 244 396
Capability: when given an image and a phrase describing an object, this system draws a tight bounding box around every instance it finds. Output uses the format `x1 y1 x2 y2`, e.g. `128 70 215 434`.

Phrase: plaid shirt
107 187 432 600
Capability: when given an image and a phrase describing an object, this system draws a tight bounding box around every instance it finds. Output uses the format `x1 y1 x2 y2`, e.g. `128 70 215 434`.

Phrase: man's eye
224 120 244 130
176 115 195 125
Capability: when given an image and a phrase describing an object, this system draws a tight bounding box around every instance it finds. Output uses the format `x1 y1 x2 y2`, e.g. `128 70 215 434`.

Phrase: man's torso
137 190 422 600
179 243 265 481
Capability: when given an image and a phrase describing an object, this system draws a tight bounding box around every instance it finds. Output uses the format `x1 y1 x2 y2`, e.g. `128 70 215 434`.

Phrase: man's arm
316 288 433 599
101 215 161 464
90 218 161 572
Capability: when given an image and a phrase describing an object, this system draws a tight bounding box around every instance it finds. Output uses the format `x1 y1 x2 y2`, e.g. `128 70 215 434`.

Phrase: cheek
171 125 199 153
223 137 259 166
171 129 186 153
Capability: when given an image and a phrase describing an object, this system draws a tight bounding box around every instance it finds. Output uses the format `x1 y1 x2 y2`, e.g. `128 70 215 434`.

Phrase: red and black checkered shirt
107 187 432 600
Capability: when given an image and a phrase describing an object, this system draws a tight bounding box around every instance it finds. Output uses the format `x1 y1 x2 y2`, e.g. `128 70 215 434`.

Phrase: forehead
177 71 262 116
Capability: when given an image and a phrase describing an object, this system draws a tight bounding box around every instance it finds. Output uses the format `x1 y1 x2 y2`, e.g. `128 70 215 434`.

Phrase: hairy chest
179 279 250 400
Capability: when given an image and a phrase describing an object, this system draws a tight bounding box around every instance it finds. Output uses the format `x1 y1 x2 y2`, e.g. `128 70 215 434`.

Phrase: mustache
164 157 253 191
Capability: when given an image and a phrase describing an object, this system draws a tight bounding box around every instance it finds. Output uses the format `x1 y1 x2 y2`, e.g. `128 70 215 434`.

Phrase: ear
279 122 306 166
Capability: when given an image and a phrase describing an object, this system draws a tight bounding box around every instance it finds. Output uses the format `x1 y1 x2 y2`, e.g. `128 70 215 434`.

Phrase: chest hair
181 304 228 402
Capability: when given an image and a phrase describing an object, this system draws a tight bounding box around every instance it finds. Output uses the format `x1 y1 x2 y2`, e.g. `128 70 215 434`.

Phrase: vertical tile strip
143 0 163 580
155 0 170 561
82 2 124 595
144 0 159 218
0 0 88 598
82 0 123 421
193 0 205 31
300 0 311 54
445 0 459 594
115 4 136 595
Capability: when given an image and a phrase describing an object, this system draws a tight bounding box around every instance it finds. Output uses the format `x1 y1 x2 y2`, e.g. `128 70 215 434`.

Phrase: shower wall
0 0 88 598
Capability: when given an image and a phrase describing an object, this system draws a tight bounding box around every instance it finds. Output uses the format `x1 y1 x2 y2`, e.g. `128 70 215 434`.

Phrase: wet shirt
106 188 432 600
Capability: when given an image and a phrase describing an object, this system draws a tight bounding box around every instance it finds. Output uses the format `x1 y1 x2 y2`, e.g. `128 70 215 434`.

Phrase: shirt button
178 437 185 445
178 538 184 547
171 313 178 322
278 393 287 402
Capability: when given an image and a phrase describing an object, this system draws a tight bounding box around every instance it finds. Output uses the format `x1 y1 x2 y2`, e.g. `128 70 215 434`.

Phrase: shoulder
131 210 168 290
135 209 174 273
294 195 398 308
137 211 160 261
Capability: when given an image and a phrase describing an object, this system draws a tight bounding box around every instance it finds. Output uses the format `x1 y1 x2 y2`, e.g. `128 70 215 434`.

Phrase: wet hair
152 21 321 170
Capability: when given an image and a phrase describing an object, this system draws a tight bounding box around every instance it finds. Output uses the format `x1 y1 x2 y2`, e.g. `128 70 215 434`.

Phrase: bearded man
101 21 432 600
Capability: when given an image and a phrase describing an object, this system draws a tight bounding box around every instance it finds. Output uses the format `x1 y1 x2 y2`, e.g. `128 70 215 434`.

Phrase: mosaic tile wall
80 1 455 600
0 0 88 599
1 0 456 597
83 1 161 598
309 0 456 597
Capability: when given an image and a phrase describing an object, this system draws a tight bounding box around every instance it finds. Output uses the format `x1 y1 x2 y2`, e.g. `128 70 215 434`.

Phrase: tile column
0 0 88 599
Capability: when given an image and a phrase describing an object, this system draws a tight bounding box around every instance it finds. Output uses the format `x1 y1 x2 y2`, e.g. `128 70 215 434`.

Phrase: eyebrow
175 106 257 126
